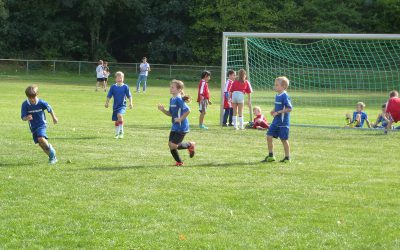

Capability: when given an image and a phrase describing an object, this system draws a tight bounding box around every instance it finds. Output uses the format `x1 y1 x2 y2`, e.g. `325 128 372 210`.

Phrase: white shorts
232 91 245 104
199 99 208 112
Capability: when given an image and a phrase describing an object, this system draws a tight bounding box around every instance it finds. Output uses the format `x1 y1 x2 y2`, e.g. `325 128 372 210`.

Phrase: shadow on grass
71 160 264 171
52 136 100 140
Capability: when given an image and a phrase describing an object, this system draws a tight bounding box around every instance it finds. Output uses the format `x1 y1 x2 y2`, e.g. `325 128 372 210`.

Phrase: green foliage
0 0 400 63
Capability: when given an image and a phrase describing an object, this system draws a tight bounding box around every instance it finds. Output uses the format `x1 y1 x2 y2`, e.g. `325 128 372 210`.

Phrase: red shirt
229 80 252 94
197 79 210 102
223 79 233 108
386 97 400 122
253 114 269 129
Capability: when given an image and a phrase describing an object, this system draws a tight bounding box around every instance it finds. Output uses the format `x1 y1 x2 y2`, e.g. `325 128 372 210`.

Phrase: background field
0 74 399 249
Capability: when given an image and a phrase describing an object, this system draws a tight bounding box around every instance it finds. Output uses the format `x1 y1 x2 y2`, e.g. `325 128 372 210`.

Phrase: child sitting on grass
345 102 371 128
251 106 269 130
372 104 390 129
384 90 400 133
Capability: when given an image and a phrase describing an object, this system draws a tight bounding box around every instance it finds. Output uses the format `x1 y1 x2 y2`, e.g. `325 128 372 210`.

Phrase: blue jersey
271 91 292 127
21 98 52 132
353 111 368 127
107 83 132 110
169 95 190 132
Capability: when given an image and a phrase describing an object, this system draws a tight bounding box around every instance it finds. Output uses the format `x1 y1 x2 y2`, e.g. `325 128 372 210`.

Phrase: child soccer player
197 70 211 129
252 106 269 130
222 70 235 126
263 77 292 163
105 71 133 139
95 60 105 92
229 69 252 130
158 80 196 166
21 85 58 164
372 104 390 129
384 90 400 133
136 57 150 93
345 102 371 128
103 61 110 91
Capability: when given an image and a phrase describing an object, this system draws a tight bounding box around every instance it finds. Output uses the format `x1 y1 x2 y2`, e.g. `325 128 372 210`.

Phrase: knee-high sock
115 121 120 135
239 116 244 128
170 149 182 162
232 116 237 127
119 121 124 134
178 142 190 150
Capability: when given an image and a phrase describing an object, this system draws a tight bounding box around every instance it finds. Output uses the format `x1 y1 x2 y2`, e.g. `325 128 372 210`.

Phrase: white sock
239 116 244 128
115 125 120 135
119 125 124 134
232 116 237 127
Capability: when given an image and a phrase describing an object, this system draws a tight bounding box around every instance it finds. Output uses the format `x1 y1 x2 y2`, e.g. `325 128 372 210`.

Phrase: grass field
0 74 399 249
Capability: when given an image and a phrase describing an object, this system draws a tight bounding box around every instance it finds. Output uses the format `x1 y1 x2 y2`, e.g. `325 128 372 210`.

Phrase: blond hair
171 79 191 103
25 85 39 98
275 76 289 89
115 71 124 79
253 106 261 113
390 90 399 98
357 102 366 109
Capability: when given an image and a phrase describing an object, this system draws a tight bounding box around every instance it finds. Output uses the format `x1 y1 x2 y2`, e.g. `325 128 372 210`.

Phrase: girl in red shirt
229 69 252 129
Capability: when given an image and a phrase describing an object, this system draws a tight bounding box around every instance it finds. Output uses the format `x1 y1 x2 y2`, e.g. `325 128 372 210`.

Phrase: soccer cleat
188 142 196 158
175 162 184 166
222 124 228 127
49 156 58 164
48 144 56 159
199 124 208 130
262 156 276 162
115 134 119 139
279 158 291 163
228 123 233 127
118 133 124 139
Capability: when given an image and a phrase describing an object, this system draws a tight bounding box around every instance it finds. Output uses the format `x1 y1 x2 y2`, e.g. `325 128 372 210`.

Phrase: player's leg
136 76 142 92
237 103 244 129
222 108 229 126
232 103 238 129
168 132 185 165
96 79 100 91
280 140 290 162
103 78 107 92
228 107 233 126
199 100 207 129
355 114 361 127
117 113 124 138
143 76 147 92
176 133 195 158
385 120 394 134
38 136 57 164
263 135 276 162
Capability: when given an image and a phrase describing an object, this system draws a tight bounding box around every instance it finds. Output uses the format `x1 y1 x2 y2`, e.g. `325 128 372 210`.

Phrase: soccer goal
220 32 400 126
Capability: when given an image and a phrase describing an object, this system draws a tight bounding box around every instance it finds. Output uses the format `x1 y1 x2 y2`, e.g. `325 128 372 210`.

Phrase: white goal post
220 32 400 126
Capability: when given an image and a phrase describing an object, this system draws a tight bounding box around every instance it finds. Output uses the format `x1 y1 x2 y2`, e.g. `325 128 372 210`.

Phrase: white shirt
139 63 150 76
96 65 104 78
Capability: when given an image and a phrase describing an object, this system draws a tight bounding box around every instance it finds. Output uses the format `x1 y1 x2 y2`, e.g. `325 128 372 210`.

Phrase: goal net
220 33 400 126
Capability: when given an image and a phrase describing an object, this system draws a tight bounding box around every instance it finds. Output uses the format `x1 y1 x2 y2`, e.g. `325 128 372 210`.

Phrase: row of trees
0 0 399 64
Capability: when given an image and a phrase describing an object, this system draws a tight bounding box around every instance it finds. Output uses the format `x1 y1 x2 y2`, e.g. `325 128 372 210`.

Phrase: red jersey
223 79 233 108
229 80 252 94
386 97 400 122
253 114 269 129
197 79 210 102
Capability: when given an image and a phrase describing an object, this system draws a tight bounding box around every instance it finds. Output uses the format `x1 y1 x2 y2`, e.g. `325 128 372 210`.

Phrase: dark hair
201 70 211 79
382 103 386 108
227 69 235 77
389 90 399 98
104 61 108 64
238 69 247 83
25 85 38 98
171 80 191 103
142 57 147 62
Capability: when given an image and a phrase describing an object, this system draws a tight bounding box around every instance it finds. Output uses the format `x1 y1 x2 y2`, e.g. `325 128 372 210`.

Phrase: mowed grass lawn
0 74 399 249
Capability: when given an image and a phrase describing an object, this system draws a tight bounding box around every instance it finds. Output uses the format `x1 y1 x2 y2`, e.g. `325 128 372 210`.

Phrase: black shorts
97 78 105 82
169 131 186 144
104 78 108 81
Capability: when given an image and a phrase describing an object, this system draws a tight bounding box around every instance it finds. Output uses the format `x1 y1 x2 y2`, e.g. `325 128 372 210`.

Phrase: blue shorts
32 126 48 144
267 123 289 140
112 107 126 121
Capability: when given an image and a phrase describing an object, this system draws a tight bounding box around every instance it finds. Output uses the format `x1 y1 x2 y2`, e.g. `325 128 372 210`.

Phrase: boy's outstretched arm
105 97 111 108
158 104 171 116
49 111 58 124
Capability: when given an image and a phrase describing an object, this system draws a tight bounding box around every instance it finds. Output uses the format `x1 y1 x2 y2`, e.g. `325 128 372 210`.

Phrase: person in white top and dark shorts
136 57 150 93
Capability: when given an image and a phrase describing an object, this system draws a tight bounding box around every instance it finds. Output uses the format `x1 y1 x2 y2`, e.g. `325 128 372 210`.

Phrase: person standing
136 57 150 93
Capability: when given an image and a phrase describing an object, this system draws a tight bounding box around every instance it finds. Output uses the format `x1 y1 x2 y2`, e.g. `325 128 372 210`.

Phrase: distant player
95 60 105 92
385 90 400 133
372 104 390 129
197 70 211 129
222 70 235 126
136 57 150 93
21 85 58 164
229 69 252 130
158 80 196 166
252 106 269 130
103 61 110 91
263 77 292 163
345 102 371 128
105 71 133 139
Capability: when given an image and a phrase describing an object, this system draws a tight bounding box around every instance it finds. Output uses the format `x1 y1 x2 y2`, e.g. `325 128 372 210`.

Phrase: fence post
135 63 138 74
169 65 172 77
26 60 29 74
53 61 56 73
78 61 81 75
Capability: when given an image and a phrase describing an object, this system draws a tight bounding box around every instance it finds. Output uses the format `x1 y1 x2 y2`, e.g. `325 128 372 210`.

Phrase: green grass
0 74 399 249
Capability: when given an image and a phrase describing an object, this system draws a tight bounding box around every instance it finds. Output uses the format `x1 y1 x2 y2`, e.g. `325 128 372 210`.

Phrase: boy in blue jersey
263 77 292 163
345 102 371 128
21 85 58 164
105 71 133 139
158 80 196 166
